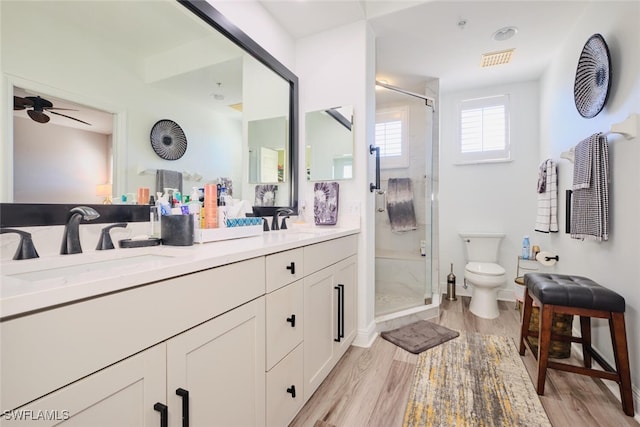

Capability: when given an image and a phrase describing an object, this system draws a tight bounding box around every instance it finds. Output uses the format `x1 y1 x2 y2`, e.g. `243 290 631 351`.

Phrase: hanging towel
536 161 547 193
156 169 183 194
534 159 558 233
570 133 609 241
387 178 417 232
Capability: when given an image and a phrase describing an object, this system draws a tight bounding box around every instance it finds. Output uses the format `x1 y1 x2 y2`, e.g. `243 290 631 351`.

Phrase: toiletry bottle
522 235 531 259
204 183 218 228
149 196 160 238
188 187 202 229
218 187 228 228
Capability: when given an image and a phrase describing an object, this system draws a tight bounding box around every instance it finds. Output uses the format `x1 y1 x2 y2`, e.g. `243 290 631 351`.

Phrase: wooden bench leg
536 303 553 395
610 312 634 416
519 289 534 356
580 316 592 368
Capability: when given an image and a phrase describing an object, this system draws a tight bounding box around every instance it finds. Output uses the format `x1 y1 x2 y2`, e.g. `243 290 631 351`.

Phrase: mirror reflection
305 106 354 181
248 116 288 184
2 0 295 208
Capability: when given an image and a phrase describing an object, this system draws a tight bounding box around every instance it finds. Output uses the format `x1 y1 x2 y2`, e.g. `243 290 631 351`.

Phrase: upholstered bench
518 273 634 416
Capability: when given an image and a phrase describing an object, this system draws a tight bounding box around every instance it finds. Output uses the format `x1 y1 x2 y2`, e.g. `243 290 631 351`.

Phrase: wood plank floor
290 296 639 427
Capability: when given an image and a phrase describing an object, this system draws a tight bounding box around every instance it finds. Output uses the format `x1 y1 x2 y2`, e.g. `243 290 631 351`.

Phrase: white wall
13 118 111 203
296 21 377 347
439 81 540 299
539 1 640 404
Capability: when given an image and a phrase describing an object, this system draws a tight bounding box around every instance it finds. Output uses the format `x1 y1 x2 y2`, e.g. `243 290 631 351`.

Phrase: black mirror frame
1 0 298 227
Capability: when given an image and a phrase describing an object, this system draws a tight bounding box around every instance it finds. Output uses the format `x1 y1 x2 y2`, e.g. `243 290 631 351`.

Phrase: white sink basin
6 254 172 282
1 248 182 284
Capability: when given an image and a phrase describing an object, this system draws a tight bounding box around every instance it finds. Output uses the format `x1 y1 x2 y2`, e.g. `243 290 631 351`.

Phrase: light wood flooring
290 296 639 427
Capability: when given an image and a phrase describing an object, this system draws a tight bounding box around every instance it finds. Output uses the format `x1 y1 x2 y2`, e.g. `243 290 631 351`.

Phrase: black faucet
60 206 100 255
0 229 39 260
271 208 295 231
96 223 127 250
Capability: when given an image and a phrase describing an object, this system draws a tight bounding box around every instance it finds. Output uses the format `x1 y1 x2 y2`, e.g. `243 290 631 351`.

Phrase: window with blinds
457 95 510 163
375 106 409 168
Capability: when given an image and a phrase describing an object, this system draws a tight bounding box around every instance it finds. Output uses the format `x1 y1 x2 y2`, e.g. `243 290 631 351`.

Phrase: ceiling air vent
480 49 515 67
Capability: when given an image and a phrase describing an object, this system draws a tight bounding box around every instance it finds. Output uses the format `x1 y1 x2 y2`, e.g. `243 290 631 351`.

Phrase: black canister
161 215 194 246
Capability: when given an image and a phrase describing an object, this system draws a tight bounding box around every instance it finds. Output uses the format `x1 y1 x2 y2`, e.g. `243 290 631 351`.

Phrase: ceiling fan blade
13 96 34 110
45 107 79 111
27 110 50 123
25 96 53 109
49 110 92 126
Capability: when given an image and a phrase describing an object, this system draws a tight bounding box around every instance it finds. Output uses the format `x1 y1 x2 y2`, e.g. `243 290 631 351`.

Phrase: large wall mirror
305 106 353 181
0 0 298 225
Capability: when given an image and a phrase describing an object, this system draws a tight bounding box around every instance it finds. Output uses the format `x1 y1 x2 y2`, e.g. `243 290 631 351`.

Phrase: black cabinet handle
153 402 168 427
286 385 296 398
176 388 189 427
334 285 344 342
286 262 295 275
286 314 296 328
338 284 345 339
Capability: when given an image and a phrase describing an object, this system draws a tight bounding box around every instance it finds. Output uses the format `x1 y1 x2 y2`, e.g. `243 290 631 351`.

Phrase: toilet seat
465 262 505 276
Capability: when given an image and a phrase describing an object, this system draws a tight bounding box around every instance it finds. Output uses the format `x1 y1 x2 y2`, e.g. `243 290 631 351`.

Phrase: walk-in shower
374 80 439 323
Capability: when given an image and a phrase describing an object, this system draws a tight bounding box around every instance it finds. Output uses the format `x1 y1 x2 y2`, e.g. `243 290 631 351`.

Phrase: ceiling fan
13 95 91 126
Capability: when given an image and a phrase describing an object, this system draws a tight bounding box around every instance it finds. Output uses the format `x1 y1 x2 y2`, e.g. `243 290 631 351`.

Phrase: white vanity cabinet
0 231 359 427
303 235 358 400
1 257 266 424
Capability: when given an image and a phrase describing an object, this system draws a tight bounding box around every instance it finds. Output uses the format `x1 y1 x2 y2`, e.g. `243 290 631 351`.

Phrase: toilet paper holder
544 255 559 261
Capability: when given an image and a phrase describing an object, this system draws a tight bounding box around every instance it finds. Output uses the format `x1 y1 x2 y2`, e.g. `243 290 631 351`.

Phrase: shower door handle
369 145 380 192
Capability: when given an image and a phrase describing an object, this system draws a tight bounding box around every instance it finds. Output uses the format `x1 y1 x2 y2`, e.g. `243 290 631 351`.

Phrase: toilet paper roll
536 251 558 266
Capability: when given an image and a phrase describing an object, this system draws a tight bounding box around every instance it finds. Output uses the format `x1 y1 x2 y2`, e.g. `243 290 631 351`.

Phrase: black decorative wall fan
150 119 188 160
574 34 611 118
13 95 91 125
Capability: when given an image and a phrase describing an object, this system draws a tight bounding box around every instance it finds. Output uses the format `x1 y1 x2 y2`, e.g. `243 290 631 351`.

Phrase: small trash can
161 215 194 246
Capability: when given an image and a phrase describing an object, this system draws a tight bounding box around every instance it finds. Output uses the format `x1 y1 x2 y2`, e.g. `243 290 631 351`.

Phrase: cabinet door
265 279 303 371
1 344 166 427
333 255 357 358
167 298 266 427
303 267 336 400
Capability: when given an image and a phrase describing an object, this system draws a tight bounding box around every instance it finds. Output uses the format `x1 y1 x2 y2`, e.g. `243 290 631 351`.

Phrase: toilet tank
459 233 504 262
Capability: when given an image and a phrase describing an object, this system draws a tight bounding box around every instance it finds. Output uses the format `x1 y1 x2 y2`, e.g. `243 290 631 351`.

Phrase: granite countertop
0 226 359 319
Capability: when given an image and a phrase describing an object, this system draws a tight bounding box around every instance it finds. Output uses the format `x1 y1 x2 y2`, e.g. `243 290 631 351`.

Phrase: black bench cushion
524 273 625 313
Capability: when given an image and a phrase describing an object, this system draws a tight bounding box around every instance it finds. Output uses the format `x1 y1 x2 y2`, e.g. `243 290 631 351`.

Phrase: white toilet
459 233 506 319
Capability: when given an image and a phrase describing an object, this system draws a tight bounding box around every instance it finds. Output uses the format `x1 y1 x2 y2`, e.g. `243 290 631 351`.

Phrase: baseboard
569 326 640 420
352 319 377 348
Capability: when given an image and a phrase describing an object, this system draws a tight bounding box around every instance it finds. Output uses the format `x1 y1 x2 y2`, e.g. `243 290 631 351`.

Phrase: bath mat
380 320 459 354
403 332 551 427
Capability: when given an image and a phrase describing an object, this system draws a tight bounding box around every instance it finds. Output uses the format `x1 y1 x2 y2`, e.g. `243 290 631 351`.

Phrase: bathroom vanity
0 228 358 426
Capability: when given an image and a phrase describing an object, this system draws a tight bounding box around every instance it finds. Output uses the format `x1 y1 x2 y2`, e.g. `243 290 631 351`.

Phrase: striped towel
570 133 609 241
534 159 558 233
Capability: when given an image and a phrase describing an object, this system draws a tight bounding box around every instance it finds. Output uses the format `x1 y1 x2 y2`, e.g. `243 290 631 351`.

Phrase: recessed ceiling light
492 26 518 42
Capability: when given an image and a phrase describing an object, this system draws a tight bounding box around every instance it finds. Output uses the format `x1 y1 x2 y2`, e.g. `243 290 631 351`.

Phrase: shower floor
375 279 425 317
